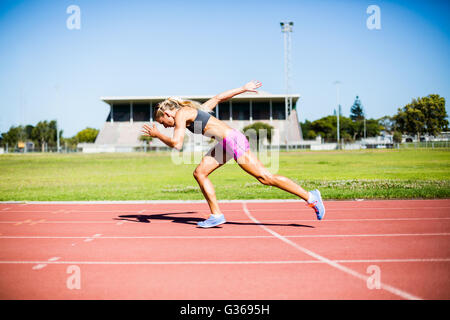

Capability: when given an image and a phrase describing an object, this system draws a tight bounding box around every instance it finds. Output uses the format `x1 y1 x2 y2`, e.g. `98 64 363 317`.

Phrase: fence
396 141 450 149
1 140 449 154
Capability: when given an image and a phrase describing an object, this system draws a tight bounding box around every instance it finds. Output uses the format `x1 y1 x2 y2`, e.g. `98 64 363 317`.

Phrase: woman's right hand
141 123 160 138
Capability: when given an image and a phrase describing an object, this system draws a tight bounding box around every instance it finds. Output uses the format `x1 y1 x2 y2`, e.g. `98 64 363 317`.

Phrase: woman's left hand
242 80 262 92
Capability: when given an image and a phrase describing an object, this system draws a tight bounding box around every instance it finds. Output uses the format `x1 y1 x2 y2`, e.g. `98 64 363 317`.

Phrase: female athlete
141 80 325 228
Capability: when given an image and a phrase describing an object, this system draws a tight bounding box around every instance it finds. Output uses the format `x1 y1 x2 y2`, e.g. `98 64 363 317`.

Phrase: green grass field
0 149 449 201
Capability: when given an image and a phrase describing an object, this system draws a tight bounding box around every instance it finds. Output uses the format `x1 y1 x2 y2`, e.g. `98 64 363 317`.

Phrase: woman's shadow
114 211 314 228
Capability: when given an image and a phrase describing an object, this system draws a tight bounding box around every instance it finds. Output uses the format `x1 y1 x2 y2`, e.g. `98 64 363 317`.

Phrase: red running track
0 199 449 300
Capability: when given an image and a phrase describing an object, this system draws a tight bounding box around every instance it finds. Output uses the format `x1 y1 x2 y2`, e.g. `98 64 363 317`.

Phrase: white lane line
1 233 449 240
47 257 61 262
0 200 307 204
1 199 448 205
1 208 11 211
32 257 60 270
84 233 102 242
335 258 450 263
2 258 449 266
302 217 450 222
1 217 449 225
29 219 46 226
242 202 423 300
2 206 450 214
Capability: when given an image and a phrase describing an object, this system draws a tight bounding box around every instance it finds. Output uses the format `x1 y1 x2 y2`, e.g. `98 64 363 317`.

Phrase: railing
1 140 449 154
396 141 450 149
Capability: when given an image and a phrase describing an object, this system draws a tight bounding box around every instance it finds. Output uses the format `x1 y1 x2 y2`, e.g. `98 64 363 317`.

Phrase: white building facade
82 91 303 152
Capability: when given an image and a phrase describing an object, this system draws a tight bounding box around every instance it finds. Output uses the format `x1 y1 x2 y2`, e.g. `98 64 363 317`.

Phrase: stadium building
80 91 303 152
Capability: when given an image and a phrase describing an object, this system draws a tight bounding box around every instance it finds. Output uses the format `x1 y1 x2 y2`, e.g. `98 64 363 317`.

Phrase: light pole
54 84 61 153
364 117 366 140
280 21 293 150
333 81 341 149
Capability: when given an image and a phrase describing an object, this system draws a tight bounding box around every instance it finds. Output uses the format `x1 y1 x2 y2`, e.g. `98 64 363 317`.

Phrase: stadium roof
100 90 300 105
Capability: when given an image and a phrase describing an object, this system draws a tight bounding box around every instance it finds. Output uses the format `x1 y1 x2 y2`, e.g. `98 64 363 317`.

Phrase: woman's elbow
173 141 183 151
213 96 223 104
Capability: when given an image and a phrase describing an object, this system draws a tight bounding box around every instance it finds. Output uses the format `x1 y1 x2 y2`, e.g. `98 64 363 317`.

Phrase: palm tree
32 121 52 152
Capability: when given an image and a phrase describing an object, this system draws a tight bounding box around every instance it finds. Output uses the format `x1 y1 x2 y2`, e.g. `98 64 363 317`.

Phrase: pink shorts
219 129 250 161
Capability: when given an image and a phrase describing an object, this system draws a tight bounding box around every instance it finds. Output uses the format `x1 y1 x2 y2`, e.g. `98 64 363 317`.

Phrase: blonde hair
153 97 210 120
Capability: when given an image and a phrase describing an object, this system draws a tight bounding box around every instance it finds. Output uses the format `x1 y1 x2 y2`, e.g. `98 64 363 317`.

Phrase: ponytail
153 97 210 120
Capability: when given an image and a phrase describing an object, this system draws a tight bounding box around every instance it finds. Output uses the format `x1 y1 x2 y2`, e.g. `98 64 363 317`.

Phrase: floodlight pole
364 117 366 139
333 81 341 149
55 84 61 153
281 21 293 150
57 122 60 153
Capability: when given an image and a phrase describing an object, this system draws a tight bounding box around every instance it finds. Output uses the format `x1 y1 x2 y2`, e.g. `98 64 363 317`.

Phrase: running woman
141 80 325 228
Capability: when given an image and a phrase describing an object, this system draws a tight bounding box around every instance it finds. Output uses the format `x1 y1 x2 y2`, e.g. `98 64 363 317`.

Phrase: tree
350 96 365 121
364 119 383 138
47 120 59 148
349 96 369 140
419 94 448 135
393 131 402 143
301 114 382 142
394 94 448 138
139 135 153 144
338 116 355 142
242 122 274 150
309 116 336 142
307 115 354 142
32 121 53 152
1 120 64 152
61 136 78 150
24 125 35 140
75 127 99 143
378 116 395 133
300 119 317 139
0 126 27 150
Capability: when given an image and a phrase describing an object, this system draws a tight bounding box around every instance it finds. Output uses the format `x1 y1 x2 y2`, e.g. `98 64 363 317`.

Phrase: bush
75 127 99 143
242 122 274 150
393 131 402 143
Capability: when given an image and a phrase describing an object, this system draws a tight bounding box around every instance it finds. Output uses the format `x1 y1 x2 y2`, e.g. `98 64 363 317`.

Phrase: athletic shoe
197 214 226 228
307 189 326 220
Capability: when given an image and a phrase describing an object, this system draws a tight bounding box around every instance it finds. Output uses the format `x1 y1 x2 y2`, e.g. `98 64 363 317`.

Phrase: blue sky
0 0 449 137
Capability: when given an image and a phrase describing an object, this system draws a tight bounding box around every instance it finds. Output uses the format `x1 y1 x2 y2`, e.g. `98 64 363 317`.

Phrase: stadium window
272 101 286 120
252 101 270 120
113 103 131 122
133 103 150 122
232 101 250 121
218 102 230 120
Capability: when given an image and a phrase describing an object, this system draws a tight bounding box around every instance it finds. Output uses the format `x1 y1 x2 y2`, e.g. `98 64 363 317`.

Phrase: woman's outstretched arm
202 80 262 111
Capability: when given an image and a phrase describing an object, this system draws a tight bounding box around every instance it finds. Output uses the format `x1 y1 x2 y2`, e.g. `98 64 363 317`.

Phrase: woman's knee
193 168 207 181
256 172 275 186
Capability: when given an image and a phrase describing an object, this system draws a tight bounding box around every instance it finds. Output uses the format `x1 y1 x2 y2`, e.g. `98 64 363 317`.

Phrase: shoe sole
197 220 226 228
315 189 326 220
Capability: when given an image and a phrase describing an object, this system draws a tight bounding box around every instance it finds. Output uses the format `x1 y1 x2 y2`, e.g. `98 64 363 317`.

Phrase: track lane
0 200 449 299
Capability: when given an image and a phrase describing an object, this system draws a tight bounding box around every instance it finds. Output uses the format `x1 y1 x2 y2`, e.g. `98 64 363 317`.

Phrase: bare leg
193 144 233 215
236 150 310 201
